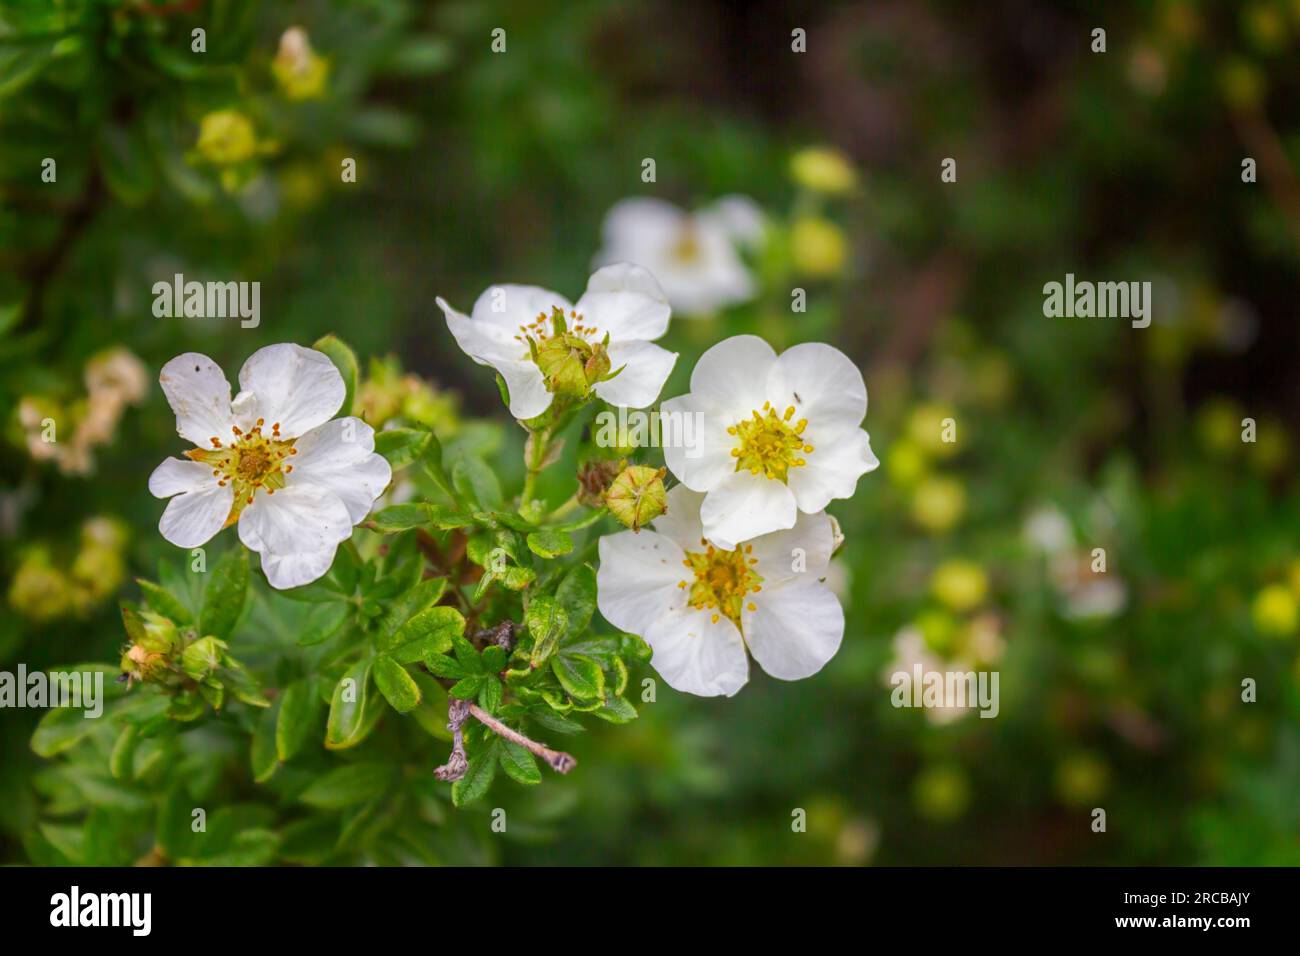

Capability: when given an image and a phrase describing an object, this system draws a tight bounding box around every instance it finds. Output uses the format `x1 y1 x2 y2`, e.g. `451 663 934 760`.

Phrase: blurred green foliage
2 0 1299 865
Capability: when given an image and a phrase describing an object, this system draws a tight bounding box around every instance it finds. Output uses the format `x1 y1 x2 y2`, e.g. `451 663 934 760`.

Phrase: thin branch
468 703 575 774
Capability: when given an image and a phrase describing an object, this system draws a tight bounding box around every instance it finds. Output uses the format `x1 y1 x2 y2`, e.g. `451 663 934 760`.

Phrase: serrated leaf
498 741 542 785
450 633 484 672
526 528 573 558
551 654 605 700
373 656 422 713
200 549 248 639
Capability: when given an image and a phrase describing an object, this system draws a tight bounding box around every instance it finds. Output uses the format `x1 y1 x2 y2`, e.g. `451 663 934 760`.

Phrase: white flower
661 335 878 549
436 263 677 420
149 344 392 590
596 485 844 697
594 196 763 317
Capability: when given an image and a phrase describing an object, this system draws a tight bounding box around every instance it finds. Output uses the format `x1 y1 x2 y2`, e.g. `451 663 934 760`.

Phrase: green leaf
386 605 464 663
109 725 138 781
451 746 497 806
136 579 193 626
499 741 542 785
551 654 605 700
276 681 321 762
373 656 422 713
312 334 360 417
296 602 351 647
424 652 467 680
448 675 485 699
300 763 395 809
31 707 93 757
451 633 484 672
556 564 598 637
477 676 503 713
526 528 573 558
594 695 638 724
409 671 452 741
452 456 503 509
480 644 507 672
251 703 280 784
375 577 447 645
200 549 248 639
375 427 431 468
526 594 568 665
369 503 472 533
325 659 381 750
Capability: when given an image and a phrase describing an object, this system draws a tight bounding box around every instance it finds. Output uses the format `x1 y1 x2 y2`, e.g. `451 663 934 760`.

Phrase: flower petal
596 530 688 634
648 484 707 552
158 352 233 446
584 262 669 303
766 341 867 440
238 483 353 590
700 470 797 550
660 394 737 493
787 428 878 513
574 289 671 342
158 482 233 549
593 340 677 409
437 296 522 366
237 344 345 439
598 198 684 253
497 359 553 420
748 510 836 587
149 457 215 498
289 418 392 523
700 194 767 248
643 607 750 697
470 284 572 333
744 578 844 681
688 334 776 415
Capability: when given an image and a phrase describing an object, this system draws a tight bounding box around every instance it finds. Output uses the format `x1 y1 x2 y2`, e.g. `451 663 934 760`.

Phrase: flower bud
605 465 667 532
577 458 624 508
790 217 848 278
273 27 330 100
196 110 258 166
182 636 228 682
7 554 72 623
527 307 620 403
790 147 857 194
121 612 181 684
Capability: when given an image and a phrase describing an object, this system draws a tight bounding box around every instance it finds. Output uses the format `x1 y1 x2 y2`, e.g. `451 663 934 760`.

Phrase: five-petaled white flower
597 485 843 697
661 335 878 549
149 344 391 590
594 197 764 317
436 263 677 421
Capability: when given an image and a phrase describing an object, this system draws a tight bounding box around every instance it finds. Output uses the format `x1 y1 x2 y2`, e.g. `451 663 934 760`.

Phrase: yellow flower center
671 227 702 264
186 418 296 525
678 539 763 628
728 402 813 482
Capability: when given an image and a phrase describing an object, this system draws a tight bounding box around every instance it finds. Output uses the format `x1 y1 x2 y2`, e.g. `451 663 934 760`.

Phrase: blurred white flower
597 485 844 697
436 263 677 420
882 628 967 726
594 196 763 316
149 344 391 590
662 335 878 548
